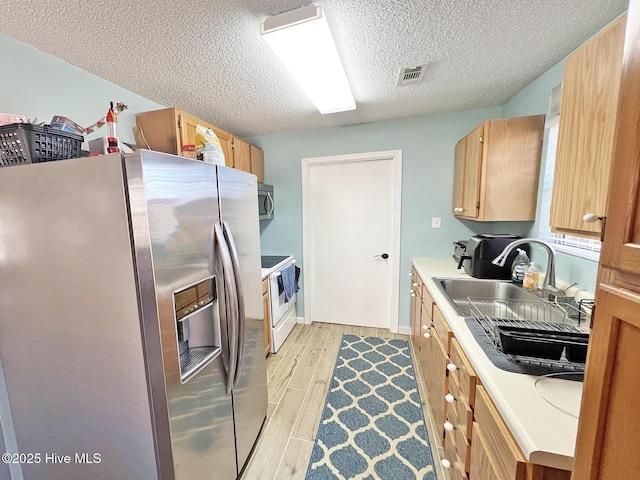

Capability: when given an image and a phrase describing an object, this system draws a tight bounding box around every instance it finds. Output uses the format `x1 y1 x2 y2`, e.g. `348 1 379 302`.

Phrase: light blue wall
2 30 599 331
0 33 165 147
249 108 545 326
252 53 600 327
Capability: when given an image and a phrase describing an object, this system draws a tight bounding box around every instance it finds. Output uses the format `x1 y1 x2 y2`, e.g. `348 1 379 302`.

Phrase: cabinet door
453 139 466 216
573 7 640 479
474 386 527 480
462 125 483 219
233 137 252 174
178 112 234 167
600 13 640 276
409 270 422 346
481 116 544 221
423 334 448 443
572 286 640 479
135 107 181 154
177 111 201 149
250 145 264 183
469 423 500 480
211 127 233 168
550 16 625 238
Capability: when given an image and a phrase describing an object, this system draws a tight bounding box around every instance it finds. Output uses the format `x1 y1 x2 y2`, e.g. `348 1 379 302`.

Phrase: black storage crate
0 123 83 167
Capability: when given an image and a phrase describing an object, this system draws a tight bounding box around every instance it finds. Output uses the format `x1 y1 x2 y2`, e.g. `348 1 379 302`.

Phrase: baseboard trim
296 316 310 325
397 326 412 336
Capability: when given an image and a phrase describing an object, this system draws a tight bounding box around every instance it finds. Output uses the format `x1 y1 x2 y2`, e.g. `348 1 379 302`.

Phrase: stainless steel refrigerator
0 150 268 480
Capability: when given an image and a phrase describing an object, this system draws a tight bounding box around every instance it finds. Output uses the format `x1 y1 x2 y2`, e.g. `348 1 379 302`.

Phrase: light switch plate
432 217 442 228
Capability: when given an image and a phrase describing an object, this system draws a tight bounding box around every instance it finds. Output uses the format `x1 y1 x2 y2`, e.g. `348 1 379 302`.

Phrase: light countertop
413 258 581 472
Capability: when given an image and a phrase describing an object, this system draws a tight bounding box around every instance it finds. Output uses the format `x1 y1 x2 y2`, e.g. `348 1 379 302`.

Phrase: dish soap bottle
523 262 538 289
511 249 529 284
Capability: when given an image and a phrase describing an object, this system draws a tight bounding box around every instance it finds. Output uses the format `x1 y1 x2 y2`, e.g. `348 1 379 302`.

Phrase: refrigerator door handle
223 222 245 386
214 222 239 395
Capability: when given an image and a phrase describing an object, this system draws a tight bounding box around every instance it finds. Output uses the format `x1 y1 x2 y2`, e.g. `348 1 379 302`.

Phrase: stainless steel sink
432 277 539 317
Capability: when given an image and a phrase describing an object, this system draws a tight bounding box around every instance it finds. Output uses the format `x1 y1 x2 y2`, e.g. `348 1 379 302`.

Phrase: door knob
375 253 389 259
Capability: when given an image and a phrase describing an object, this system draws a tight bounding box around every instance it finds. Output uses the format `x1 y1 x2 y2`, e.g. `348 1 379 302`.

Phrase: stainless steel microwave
258 183 274 220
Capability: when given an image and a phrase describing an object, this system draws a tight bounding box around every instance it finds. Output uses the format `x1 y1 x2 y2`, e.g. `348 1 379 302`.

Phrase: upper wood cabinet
572 7 640 479
550 16 626 239
250 144 264 184
135 107 264 179
452 115 545 221
135 107 233 167
232 136 251 174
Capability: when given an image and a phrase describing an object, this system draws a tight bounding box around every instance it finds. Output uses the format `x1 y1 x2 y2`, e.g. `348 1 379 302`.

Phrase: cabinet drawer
410 269 423 299
432 305 453 353
446 404 471 473
443 423 469 480
447 375 473 441
474 386 526 480
421 297 432 326
449 338 477 407
262 278 268 295
423 286 434 313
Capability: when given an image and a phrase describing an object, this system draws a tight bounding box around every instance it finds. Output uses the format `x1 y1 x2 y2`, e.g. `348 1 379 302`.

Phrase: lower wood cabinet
473 386 527 480
422 331 448 439
470 421 500 480
410 269 572 480
262 277 271 356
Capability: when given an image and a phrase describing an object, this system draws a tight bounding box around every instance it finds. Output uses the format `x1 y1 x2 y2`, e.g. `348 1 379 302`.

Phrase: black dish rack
468 297 590 368
0 123 83 167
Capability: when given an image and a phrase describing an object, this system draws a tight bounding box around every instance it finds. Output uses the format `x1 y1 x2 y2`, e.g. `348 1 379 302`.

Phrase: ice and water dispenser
173 275 221 382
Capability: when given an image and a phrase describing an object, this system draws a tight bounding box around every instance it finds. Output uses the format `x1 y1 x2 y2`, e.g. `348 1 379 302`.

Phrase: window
538 123 601 261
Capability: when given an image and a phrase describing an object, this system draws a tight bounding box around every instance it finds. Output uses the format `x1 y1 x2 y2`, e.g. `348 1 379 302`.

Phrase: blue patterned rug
305 334 436 480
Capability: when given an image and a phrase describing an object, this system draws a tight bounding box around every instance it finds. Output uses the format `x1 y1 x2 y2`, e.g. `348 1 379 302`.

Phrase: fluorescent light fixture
261 4 356 115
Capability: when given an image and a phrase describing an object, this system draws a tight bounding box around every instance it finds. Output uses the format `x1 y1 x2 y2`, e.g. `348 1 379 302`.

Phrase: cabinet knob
445 393 455 403
441 459 451 469
423 332 431 339
447 363 458 372
412 282 418 287
583 213 603 223
422 325 429 330
410 292 416 297
409 272 414 277
444 421 454 432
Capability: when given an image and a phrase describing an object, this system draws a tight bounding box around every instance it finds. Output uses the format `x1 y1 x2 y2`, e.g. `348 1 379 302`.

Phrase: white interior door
302 151 402 331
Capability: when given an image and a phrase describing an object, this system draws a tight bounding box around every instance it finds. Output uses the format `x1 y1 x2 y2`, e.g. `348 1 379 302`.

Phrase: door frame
301 150 403 333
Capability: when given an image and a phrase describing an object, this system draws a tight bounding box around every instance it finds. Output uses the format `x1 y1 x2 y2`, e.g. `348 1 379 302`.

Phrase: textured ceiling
0 0 628 138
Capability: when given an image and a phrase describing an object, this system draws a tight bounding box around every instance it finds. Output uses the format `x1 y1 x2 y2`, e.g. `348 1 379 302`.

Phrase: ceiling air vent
397 65 426 86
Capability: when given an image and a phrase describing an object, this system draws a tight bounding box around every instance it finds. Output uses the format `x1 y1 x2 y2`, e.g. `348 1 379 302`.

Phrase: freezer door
0 155 158 479
217 166 268 472
127 151 237 480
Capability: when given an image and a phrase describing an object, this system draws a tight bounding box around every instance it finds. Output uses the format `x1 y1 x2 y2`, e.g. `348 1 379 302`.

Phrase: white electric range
261 255 298 353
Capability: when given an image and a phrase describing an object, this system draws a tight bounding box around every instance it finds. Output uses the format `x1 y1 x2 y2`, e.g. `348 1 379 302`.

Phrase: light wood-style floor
242 322 449 480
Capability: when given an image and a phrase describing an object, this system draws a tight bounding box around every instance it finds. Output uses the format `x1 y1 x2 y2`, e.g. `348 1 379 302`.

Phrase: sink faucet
491 238 557 292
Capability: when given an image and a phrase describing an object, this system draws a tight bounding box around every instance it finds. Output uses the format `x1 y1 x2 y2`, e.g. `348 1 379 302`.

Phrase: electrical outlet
431 217 442 228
